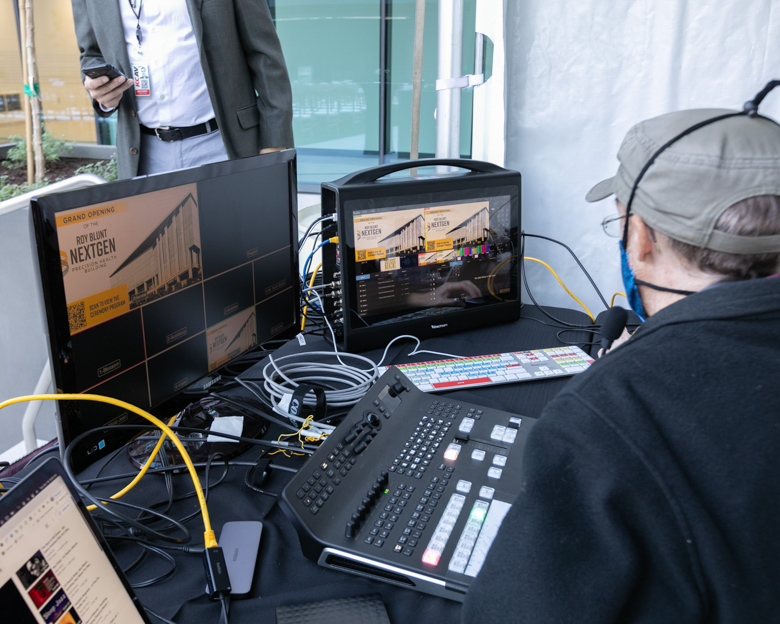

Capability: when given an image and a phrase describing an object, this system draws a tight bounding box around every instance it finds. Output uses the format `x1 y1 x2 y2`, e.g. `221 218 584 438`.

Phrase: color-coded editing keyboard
385 346 595 392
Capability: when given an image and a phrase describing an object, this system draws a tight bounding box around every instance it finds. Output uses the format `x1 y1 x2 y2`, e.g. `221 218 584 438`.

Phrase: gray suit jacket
71 0 294 179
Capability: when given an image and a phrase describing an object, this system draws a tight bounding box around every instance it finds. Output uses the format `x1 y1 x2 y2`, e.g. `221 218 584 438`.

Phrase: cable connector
204 529 218 549
203 546 232 600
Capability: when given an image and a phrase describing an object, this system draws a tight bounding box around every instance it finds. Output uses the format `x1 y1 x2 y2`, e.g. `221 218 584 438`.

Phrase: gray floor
0 191 321 464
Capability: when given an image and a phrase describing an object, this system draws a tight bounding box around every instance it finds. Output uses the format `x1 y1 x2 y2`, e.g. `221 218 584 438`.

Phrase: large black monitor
31 151 299 470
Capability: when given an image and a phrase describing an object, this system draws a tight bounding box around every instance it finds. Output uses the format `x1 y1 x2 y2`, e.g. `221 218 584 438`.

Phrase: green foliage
2 131 73 169
0 127 116 200
0 157 116 202
0 175 51 202
74 156 118 182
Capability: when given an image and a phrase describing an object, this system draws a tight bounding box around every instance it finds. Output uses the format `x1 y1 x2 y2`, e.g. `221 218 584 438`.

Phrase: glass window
386 0 474 162
0 0 478 182
0 0 24 140
273 0 476 190
274 1 381 188
5 93 21 112
98 116 117 145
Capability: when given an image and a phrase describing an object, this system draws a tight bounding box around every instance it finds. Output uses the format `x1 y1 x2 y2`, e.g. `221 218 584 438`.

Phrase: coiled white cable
260 287 380 433
261 276 466 433
262 351 379 411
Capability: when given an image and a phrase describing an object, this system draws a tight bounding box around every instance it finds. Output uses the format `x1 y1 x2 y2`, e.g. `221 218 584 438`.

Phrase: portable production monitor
320 159 521 351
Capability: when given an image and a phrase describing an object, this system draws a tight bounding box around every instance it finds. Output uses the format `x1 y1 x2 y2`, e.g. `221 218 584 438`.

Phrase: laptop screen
0 459 150 624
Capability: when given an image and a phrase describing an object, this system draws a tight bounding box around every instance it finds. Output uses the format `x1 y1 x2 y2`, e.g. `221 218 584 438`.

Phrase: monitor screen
31 151 299 470
350 194 515 325
321 166 521 352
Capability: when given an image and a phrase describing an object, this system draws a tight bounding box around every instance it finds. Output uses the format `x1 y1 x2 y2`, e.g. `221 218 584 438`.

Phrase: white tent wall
502 0 780 319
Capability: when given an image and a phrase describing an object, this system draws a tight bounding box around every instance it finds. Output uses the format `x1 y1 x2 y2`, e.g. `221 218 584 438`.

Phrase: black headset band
621 111 747 245
622 79 780 246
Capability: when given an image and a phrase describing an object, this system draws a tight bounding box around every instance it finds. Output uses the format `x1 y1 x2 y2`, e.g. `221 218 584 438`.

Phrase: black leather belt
140 118 218 142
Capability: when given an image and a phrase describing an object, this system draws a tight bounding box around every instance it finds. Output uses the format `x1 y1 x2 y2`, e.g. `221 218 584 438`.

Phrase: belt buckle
154 126 178 142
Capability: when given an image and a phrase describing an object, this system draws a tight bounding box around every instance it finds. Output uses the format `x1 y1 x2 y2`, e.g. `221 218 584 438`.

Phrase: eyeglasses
601 213 632 238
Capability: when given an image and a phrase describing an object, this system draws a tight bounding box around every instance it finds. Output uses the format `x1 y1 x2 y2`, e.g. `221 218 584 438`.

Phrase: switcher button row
344 471 389 538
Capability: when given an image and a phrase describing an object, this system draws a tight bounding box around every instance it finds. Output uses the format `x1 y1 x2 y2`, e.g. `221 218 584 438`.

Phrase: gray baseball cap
586 108 780 253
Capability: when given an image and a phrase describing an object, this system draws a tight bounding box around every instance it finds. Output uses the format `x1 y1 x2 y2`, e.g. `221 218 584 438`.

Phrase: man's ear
629 215 657 263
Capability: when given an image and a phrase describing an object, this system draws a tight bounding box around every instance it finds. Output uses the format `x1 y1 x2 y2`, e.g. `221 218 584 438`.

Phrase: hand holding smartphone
81 63 132 110
82 63 128 81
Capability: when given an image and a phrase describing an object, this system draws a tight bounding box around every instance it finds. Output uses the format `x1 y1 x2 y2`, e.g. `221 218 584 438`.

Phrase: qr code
382 257 398 271
357 250 366 261
68 301 87 332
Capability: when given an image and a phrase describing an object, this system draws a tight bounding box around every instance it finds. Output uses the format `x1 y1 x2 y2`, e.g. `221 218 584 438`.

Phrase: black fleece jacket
461 276 780 624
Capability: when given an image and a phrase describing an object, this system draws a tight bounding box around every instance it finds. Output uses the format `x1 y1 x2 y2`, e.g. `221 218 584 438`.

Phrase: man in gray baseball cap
462 83 780 623
588 100 780 322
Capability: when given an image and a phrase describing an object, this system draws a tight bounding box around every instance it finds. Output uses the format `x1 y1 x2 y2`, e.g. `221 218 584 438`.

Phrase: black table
85 305 595 623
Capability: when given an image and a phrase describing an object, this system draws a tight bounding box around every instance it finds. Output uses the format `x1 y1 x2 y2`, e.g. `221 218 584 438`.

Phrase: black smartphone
82 63 127 81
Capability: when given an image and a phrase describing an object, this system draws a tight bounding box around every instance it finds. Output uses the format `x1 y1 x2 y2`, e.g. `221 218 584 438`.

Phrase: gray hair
666 195 780 280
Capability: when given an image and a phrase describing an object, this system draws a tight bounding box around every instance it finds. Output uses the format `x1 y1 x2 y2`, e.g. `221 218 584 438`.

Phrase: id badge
133 64 151 97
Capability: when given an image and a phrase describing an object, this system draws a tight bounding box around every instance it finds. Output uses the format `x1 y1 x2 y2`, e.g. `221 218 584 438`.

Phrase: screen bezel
31 151 299 470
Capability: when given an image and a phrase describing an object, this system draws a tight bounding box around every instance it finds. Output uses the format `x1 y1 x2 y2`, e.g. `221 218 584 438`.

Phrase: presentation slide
353 201 490 272
55 185 200 333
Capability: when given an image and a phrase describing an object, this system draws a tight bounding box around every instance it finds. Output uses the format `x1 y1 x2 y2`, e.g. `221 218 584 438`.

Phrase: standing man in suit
72 0 294 179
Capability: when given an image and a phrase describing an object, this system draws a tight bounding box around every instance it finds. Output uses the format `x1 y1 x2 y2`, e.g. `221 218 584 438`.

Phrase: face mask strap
634 279 695 296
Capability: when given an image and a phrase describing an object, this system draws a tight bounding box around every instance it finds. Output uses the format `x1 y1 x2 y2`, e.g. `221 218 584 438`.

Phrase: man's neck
637 255 723 316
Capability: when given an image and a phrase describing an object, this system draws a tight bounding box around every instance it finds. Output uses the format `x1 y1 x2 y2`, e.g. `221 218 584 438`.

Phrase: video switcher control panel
280 367 536 601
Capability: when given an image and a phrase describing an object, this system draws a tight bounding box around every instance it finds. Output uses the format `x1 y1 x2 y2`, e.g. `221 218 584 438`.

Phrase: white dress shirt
118 0 215 128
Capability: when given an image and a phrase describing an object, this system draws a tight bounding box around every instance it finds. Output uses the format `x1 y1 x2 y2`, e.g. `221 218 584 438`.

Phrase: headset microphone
599 306 628 355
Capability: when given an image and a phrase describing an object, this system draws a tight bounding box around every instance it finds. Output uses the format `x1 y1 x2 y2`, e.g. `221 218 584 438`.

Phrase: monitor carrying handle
337 158 507 187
